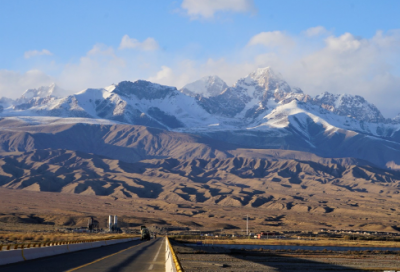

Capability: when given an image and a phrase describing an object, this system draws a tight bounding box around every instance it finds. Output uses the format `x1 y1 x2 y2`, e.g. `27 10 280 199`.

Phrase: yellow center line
65 240 148 272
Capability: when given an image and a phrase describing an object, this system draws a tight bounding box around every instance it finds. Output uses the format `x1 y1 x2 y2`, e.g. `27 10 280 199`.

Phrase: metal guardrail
166 237 183 272
0 236 138 251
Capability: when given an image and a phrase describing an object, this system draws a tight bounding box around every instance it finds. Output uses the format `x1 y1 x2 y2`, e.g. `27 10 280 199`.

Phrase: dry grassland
175 238 400 248
0 232 134 245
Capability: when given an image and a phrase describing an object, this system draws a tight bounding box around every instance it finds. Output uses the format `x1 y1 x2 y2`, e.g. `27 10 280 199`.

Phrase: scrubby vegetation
0 232 137 246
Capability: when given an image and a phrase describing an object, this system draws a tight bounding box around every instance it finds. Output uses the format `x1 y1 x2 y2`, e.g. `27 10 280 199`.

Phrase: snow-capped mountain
15 83 62 105
312 92 385 123
0 83 64 113
0 97 14 113
180 75 228 98
393 113 400 124
5 83 65 112
1 66 400 169
2 66 400 169
0 67 397 131
93 80 218 129
186 67 391 127
19 83 61 100
195 67 309 119
0 80 218 130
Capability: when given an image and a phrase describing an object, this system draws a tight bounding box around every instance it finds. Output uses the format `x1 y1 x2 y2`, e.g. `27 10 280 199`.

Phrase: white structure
108 215 112 231
114 215 118 228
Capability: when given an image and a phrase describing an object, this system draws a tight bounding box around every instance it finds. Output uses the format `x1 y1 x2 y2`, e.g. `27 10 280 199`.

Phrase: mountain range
2 67 400 232
0 67 399 170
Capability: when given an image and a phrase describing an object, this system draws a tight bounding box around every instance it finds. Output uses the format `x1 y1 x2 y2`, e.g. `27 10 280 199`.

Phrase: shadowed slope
2 149 400 203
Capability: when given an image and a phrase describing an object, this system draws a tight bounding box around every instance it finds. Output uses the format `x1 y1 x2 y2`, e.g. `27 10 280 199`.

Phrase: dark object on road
141 225 150 240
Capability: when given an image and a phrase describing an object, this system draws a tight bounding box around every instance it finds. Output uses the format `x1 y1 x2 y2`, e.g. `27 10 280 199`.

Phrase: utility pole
246 215 249 236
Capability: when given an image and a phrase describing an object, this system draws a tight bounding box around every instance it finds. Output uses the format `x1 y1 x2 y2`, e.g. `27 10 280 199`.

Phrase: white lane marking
148 239 164 270
153 239 163 261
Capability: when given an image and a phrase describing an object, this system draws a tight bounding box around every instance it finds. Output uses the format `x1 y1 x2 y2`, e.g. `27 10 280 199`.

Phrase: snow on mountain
393 113 400 124
233 67 310 118
0 67 398 141
180 76 228 98
182 67 391 139
20 83 61 100
0 67 400 167
6 83 67 113
2 67 400 169
102 80 218 129
0 83 64 114
0 80 219 130
0 97 14 113
195 67 310 119
313 92 385 123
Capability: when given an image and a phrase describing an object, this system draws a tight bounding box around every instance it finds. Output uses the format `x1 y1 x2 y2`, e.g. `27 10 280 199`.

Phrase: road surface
0 237 165 272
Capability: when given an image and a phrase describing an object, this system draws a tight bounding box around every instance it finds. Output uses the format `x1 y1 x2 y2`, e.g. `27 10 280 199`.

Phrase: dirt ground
3 147 400 235
172 241 400 272
2 187 400 236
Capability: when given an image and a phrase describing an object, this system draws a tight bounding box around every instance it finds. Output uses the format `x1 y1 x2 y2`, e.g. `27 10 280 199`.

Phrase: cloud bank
247 31 295 48
119 35 159 51
0 70 54 97
181 0 255 19
1 29 400 118
24 49 53 59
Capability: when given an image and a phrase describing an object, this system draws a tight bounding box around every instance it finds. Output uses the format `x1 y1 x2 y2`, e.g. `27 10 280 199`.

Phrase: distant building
87 216 99 231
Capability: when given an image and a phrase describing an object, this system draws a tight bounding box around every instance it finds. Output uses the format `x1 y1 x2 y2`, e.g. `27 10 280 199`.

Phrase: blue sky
1 0 400 116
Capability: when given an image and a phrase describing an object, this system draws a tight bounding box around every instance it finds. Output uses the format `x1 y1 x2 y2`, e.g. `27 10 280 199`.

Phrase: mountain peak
112 80 178 100
235 67 289 91
20 83 61 100
180 75 228 98
392 113 400 123
313 92 385 123
248 67 280 80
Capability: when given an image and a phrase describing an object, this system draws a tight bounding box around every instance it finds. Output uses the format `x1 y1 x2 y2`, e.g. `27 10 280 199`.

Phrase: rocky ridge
1 67 400 169
180 75 228 98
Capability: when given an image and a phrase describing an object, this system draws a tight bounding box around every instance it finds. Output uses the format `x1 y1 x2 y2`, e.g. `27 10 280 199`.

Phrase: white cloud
325 33 366 52
58 44 128 91
303 26 328 37
3 28 400 118
119 35 159 51
148 62 196 88
88 44 115 56
24 49 53 59
148 66 174 83
247 31 295 48
147 30 400 117
148 58 263 90
181 0 255 19
265 31 400 117
0 69 54 98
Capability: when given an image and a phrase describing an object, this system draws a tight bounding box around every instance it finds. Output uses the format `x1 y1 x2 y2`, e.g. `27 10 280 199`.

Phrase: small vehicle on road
141 225 150 240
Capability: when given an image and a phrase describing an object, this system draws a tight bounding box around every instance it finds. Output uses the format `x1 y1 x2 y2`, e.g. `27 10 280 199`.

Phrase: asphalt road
0 237 165 272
